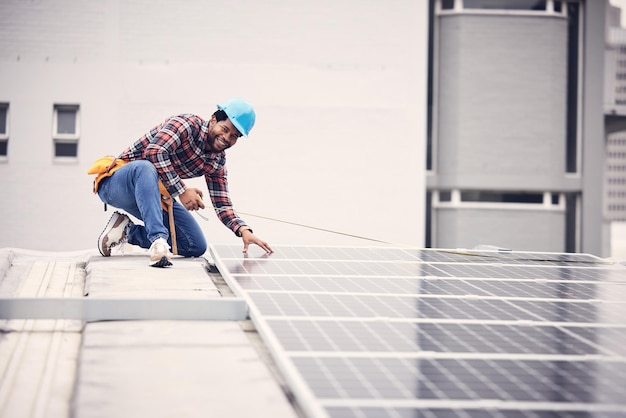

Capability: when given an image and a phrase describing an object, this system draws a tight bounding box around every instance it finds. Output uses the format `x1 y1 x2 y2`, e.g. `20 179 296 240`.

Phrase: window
565 2 580 173
53 104 79 159
0 103 8 159
438 190 452 202
565 193 579 252
441 0 455 9
553 1 562 12
425 191 432 247
426 0 436 170
433 189 563 208
460 191 544 203
437 0 567 14
463 0 547 10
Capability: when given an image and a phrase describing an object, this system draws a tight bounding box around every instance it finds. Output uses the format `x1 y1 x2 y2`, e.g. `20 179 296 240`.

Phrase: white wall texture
0 0 429 252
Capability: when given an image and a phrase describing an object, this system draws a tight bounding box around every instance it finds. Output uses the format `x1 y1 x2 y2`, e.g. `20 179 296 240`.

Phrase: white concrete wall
0 0 429 252
436 208 566 252
437 14 568 189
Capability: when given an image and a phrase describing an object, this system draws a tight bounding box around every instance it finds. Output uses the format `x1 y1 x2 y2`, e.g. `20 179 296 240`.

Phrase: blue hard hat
217 98 256 137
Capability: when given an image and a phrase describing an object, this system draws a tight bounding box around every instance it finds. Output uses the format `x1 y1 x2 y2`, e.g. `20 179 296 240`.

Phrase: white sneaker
149 237 173 268
98 212 132 256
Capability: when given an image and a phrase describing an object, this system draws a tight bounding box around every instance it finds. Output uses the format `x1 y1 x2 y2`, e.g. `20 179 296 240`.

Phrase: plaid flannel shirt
118 114 247 234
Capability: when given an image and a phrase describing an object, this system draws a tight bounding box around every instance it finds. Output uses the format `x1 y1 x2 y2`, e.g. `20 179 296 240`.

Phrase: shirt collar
200 119 210 142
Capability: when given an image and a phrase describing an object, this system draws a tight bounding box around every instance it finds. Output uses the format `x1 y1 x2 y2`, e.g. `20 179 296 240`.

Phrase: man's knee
190 239 207 257
185 235 207 257
130 160 157 177
179 243 207 258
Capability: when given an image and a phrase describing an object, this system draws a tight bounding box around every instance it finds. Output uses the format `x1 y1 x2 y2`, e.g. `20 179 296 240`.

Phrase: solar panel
209 244 626 418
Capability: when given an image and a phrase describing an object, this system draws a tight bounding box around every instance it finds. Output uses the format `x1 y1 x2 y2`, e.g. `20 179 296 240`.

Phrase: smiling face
206 115 241 153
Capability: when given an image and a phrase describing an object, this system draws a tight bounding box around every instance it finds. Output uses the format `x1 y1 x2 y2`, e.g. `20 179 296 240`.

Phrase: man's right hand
180 188 205 211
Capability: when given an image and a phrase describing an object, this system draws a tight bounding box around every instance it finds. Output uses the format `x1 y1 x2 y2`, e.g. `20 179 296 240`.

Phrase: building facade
0 0 428 252
605 4 626 224
427 0 608 255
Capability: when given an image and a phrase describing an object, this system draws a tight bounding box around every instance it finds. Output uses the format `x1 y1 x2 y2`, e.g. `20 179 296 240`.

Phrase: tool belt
87 156 171 211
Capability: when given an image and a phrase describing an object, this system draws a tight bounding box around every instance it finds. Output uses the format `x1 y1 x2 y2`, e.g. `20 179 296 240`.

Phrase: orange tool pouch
87 156 171 211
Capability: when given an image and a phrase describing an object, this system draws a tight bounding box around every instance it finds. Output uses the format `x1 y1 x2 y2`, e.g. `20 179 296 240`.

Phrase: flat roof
0 248 299 418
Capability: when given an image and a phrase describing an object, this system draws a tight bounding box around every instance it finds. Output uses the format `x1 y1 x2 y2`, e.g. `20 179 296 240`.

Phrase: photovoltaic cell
218 258 431 277
247 292 624 323
427 263 626 280
209 244 626 417
323 408 626 418
265 319 626 357
290 356 626 402
234 275 626 300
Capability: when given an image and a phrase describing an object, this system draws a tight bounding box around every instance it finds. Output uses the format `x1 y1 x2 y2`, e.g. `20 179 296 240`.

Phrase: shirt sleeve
205 166 248 235
142 117 189 197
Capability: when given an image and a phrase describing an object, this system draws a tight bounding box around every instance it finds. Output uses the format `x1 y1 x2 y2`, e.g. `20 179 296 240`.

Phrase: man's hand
241 229 273 254
180 188 205 211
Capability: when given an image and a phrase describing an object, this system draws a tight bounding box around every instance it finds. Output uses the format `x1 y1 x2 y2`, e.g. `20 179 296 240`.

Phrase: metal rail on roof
0 297 248 321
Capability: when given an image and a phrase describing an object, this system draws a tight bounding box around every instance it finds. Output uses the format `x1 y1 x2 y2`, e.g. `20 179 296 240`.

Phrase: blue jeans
97 160 207 257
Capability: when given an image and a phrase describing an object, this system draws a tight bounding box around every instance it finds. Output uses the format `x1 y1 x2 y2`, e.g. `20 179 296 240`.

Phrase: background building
604 1 626 258
427 0 608 256
0 0 617 257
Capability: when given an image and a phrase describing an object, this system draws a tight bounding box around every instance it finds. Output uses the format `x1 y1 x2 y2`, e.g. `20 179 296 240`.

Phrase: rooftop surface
0 247 298 418
2 244 626 418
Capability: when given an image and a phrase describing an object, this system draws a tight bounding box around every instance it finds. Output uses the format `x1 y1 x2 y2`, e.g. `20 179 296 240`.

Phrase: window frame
436 0 569 16
0 103 9 160
52 104 80 160
431 189 566 211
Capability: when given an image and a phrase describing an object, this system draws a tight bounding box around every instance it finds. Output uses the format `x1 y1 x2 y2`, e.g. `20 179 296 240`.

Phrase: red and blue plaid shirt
119 114 247 234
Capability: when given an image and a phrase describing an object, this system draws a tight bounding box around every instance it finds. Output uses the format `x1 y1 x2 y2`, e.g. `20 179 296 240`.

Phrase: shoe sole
98 212 130 257
149 256 173 268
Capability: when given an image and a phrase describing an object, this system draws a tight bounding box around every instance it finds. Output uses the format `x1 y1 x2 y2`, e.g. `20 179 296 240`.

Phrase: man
95 98 273 267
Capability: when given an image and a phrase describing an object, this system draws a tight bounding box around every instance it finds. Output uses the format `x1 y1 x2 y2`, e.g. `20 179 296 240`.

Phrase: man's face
207 116 241 152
